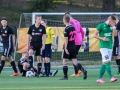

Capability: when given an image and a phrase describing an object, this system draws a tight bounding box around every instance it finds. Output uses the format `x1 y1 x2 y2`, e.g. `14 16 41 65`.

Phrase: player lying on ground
65 11 84 77
41 19 58 77
0 17 18 76
112 14 120 76
18 51 58 77
94 15 117 83
60 15 87 80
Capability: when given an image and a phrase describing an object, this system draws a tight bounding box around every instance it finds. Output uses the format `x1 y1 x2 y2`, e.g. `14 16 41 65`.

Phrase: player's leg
44 44 52 76
71 45 82 77
113 46 120 76
36 48 42 77
0 48 8 74
60 50 68 80
7 48 18 76
28 47 34 67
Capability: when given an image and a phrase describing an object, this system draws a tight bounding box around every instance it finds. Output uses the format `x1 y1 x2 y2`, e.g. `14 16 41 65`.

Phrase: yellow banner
17 27 99 53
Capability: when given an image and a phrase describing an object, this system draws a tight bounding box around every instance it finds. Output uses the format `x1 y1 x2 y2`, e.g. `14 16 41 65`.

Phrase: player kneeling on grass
94 15 117 83
18 51 58 77
18 51 37 76
59 15 87 80
0 17 18 76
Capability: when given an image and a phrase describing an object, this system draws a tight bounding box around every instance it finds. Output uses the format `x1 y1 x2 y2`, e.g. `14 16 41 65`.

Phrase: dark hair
65 11 70 15
63 15 70 23
1 17 7 21
110 15 116 20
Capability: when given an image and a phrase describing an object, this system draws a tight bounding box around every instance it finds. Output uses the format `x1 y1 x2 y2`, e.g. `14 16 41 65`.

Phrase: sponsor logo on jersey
104 33 112 37
39 29 42 32
32 32 42 35
32 29 35 31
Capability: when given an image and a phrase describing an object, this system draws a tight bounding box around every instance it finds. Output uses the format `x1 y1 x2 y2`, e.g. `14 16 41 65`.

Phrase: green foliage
29 0 56 12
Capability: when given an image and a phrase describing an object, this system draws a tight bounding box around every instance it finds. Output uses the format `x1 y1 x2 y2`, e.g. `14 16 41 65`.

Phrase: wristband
112 26 116 29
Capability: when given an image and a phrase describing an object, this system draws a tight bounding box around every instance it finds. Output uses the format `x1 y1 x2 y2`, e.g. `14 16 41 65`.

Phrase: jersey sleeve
96 24 102 32
49 28 55 38
42 26 46 34
27 26 32 35
64 28 68 38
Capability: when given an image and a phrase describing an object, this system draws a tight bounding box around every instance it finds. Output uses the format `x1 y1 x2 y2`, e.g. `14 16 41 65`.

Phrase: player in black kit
59 15 87 80
112 14 120 76
0 17 18 76
27 15 46 77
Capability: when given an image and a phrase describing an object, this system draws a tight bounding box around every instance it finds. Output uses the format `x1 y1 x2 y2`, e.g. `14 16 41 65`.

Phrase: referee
0 17 18 76
27 15 46 77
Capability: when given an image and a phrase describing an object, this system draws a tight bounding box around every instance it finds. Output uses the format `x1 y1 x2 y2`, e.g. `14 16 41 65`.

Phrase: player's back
64 25 75 47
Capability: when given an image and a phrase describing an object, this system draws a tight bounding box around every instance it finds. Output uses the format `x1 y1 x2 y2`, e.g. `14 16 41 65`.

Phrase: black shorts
113 45 120 56
3 47 13 57
62 46 76 60
29 42 42 56
42 44 52 58
76 45 81 55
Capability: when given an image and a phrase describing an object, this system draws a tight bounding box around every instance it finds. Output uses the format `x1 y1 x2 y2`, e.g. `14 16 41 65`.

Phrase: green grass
0 69 120 90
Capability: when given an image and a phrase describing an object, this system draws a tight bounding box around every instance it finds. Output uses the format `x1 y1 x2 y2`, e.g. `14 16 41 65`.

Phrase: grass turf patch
0 69 119 90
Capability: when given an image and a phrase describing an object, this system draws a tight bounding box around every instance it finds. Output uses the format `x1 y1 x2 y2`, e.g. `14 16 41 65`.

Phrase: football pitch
0 68 119 90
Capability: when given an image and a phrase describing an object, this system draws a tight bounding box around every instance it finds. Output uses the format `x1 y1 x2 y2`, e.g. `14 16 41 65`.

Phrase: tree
102 0 115 12
29 0 55 12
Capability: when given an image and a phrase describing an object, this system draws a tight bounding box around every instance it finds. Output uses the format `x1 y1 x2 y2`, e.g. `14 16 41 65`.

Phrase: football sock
63 65 68 78
37 63 42 74
0 60 5 73
73 64 78 74
105 62 112 78
29 56 33 67
10 61 18 73
116 59 120 72
98 64 105 79
76 63 85 72
47 62 51 75
44 63 47 75
22 70 27 76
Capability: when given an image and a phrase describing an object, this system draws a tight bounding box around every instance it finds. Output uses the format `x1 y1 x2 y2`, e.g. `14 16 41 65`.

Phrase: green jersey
96 22 113 49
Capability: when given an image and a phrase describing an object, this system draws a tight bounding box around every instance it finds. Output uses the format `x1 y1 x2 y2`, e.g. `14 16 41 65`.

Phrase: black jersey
0 25 14 47
18 59 28 66
27 24 46 43
64 25 76 47
114 21 120 46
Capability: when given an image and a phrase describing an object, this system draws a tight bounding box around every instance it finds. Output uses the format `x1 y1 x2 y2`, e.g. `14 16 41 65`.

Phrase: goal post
15 12 120 65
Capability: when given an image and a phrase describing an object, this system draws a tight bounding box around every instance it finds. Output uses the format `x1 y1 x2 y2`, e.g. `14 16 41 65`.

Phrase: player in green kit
94 15 117 83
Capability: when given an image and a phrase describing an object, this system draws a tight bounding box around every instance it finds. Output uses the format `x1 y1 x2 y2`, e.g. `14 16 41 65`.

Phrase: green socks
98 64 105 79
105 62 112 78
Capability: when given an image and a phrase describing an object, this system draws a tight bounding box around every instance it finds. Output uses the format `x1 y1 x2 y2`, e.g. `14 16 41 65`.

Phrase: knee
1 56 6 60
45 57 50 63
29 49 33 56
23 63 28 70
37 56 41 63
63 59 67 65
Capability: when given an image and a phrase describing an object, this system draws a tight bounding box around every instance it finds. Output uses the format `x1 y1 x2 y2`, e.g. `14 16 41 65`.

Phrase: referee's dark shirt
27 24 46 43
0 25 14 47
114 21 120 46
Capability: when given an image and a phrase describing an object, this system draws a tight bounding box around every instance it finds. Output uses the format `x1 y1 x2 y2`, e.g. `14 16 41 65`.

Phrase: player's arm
64 29 69 54
93 30 103 40
42 27 46 50
27 27 32 49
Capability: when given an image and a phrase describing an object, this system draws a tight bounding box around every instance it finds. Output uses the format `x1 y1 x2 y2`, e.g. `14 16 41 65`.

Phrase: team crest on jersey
39 29 42 32
5 30 7 33
32 29 35 31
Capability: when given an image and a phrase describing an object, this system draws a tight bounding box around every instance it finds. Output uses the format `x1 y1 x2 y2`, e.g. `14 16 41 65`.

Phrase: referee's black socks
63 65 68 78
0 60 5 73
76 63 85 72
73 64 78 74
116 59 120 72
37 63 42 75
47 62 51 76
10 61 18 73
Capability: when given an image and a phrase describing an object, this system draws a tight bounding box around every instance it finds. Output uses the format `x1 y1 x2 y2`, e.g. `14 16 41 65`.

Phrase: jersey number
69 31 76 41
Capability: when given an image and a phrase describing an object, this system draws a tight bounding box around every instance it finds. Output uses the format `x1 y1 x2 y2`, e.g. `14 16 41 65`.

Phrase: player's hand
42 45 45 50
65 48 69 55
102 37 109 41
51 44 55 50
